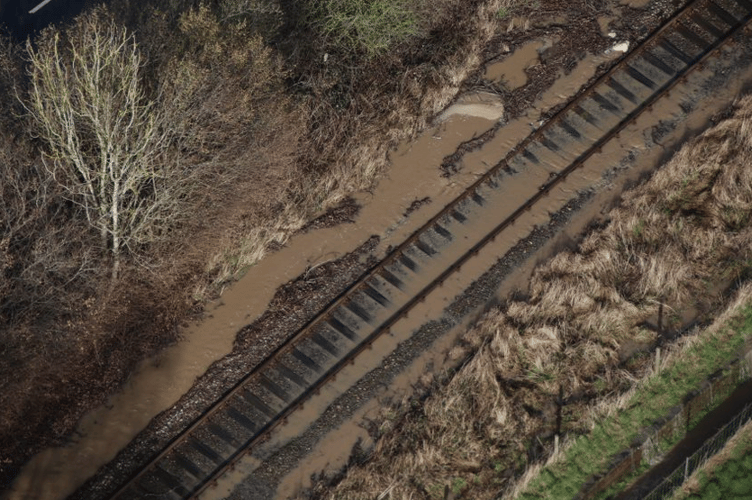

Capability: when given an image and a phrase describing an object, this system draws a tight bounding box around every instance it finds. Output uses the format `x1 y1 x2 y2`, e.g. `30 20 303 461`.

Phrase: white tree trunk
25 8 177 284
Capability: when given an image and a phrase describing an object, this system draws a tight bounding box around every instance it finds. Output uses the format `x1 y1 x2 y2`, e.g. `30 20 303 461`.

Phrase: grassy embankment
308 96 752 500
511 288 752 500
0 0 517 483
673 419 752 500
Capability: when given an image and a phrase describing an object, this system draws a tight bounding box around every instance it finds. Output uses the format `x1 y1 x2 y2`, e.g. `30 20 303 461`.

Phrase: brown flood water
598 16 619 37
484 40 544 89
4 80 505 500
208 45 752 500
195 46 647 500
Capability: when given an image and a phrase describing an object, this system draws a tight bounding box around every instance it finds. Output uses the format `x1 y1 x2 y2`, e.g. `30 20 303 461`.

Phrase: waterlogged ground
3 0 704 499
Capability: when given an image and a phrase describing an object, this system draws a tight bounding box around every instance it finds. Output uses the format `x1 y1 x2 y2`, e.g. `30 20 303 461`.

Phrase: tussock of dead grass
307 97 752 500
509 282 752 500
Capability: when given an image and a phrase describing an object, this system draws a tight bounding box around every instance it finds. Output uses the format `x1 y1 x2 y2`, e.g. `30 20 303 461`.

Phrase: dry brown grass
306 96 752 500
178 0 518 293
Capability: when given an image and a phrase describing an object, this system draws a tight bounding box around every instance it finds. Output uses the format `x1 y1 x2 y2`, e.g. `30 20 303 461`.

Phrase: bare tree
25 9 181 280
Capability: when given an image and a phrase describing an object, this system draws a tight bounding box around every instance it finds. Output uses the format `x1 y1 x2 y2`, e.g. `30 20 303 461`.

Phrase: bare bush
0 32 99 334
159 4 282 163
25 8 189 279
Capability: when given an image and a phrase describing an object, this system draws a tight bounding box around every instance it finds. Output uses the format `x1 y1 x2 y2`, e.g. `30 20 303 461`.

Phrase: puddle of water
4 102 503 500
598 16 616 36
484 40 545 89
531 50 624 119
461 49 624 173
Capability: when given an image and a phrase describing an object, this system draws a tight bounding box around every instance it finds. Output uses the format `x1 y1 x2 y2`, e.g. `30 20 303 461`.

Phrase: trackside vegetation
0 0 517 486
303 0 418 58
514 294 752 500
308 96 752 500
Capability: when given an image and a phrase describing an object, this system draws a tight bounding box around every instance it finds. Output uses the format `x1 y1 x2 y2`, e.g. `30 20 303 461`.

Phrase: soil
402 197 432 218
296 198 361 234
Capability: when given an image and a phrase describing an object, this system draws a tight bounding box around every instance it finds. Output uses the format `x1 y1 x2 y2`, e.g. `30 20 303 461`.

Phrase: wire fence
642 401 752 500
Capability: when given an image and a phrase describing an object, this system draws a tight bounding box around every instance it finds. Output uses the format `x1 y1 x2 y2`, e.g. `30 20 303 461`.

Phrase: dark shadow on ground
1 0 91 42
618 379 752 500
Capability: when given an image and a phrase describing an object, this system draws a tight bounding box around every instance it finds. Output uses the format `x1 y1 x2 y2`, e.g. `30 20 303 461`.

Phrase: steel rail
104 0 752 497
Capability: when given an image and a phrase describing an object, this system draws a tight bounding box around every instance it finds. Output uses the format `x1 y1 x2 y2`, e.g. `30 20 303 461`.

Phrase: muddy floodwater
484 40 545 89
5 37 630 500
214 39 752 500
3 63 516 500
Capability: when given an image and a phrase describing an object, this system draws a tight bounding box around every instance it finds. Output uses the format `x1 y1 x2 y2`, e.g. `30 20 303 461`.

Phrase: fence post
641 401 752 500
655 347 661 374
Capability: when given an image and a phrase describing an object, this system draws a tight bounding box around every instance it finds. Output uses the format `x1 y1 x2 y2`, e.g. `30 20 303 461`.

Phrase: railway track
106 0 752 498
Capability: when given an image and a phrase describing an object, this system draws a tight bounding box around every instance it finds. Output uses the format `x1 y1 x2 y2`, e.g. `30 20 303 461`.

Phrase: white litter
606 41 630 55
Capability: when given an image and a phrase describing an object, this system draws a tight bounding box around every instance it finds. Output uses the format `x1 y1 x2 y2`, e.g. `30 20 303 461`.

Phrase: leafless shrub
0 33 111 464
25 8 193 280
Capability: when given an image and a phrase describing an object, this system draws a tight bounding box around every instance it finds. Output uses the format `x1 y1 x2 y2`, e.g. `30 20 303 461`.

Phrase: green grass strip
517 303 752 500
673 421 752 499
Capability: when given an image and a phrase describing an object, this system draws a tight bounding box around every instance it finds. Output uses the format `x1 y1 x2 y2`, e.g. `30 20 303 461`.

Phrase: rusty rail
103 0 752 498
